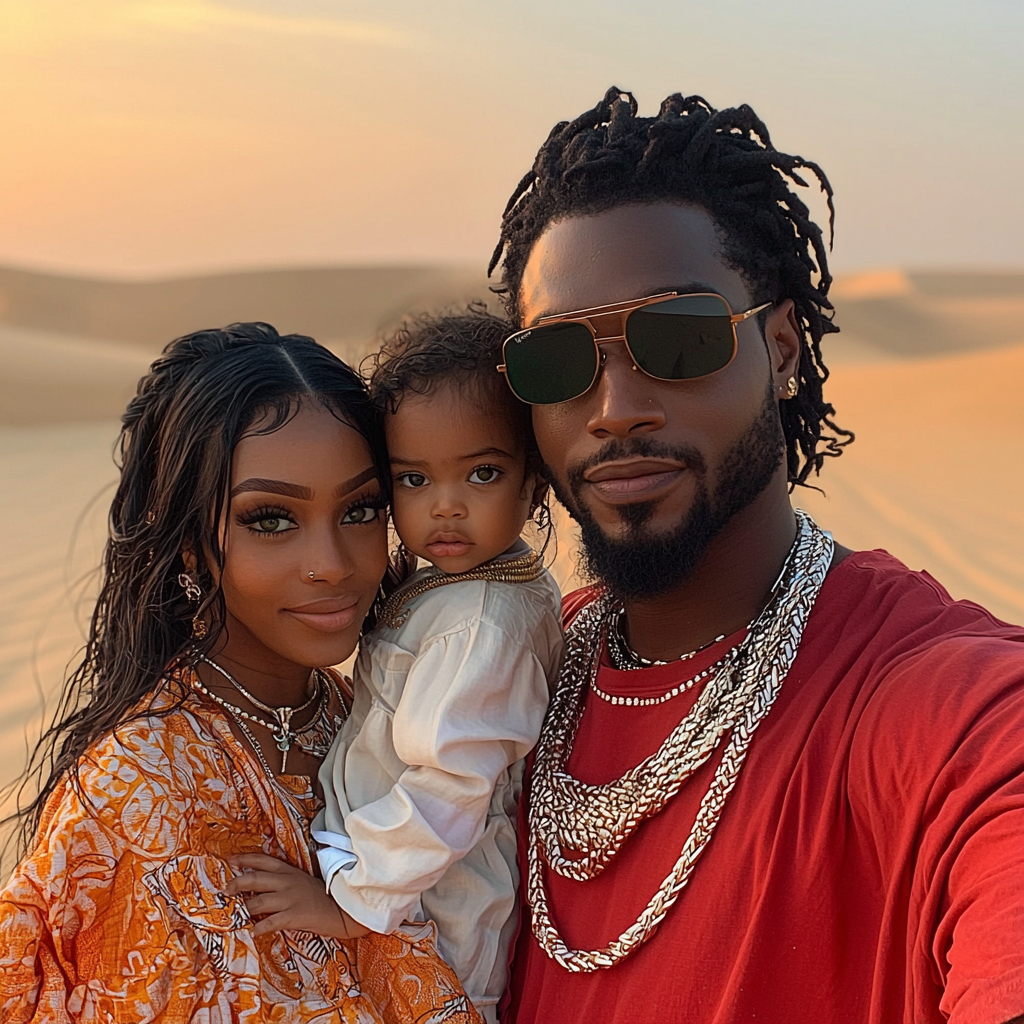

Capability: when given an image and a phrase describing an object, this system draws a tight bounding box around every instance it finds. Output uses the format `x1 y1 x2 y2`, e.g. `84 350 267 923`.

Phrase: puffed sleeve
0 733 251 1023
315 620 550 934
0 777 128 1023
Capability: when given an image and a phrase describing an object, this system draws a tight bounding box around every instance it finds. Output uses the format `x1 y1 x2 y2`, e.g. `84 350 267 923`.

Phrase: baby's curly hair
365 303 540 473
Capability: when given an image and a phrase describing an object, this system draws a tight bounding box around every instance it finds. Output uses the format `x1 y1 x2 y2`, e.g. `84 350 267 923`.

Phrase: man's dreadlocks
488 87 853 488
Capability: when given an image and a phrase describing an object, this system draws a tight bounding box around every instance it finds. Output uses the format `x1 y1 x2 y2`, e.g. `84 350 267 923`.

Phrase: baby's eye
251 517 296 534
342 505 381 524
469 465 502 484
397 472 428 489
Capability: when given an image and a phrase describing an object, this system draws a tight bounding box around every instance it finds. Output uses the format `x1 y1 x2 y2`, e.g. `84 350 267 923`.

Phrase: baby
313 309 563 1021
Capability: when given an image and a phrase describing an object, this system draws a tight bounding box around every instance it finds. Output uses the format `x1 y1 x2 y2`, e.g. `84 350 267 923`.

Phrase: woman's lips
285 597 360 633
583 459 687 503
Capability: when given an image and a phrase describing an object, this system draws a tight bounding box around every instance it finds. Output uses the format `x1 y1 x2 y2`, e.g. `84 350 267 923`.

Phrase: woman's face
216 403 388 671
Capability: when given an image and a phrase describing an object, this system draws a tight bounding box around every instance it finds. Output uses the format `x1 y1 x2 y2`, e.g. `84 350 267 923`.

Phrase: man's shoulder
817 548 1024 716
821 554 1024 824
826 548 1023 643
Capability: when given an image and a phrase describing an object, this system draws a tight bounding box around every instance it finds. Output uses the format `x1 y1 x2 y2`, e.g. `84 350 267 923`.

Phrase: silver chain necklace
527 511 833 973
607 542 795 673
607 610 728 670
192 655 338 773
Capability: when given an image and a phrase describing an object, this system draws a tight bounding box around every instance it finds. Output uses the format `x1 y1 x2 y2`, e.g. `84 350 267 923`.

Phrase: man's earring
178 572 208 639
785 376 799 399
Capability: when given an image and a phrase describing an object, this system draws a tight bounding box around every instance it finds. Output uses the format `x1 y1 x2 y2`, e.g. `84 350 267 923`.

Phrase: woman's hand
226 853 371 939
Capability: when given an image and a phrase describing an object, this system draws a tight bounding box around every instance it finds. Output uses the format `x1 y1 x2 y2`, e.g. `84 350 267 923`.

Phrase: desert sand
2 264 1023 852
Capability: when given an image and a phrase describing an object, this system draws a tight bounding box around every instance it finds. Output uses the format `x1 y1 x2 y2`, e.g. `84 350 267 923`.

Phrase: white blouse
312 542 563 1023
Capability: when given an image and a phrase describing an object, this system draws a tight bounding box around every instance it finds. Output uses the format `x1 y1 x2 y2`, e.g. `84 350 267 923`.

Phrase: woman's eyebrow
231 468 378 500
335 466 378 497
231 478 312 499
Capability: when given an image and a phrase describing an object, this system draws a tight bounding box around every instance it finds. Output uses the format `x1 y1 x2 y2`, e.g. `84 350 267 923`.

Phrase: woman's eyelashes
235 495 385 536
237 505 298 536
341 497 386 524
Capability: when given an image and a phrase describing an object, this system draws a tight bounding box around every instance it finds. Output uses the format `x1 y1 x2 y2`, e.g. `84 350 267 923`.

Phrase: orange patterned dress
0 668 481 1024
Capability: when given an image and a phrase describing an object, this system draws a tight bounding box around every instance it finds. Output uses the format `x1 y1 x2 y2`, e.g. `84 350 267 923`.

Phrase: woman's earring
785 376 799 399
178 572 201 602
178 572 208 639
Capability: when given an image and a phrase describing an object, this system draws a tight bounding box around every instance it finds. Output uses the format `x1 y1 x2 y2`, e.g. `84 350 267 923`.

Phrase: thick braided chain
527 511 833 972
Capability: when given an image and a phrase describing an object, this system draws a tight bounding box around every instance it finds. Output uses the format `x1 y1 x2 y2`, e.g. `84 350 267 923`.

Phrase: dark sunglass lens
627 296 736 380
504 322 597 404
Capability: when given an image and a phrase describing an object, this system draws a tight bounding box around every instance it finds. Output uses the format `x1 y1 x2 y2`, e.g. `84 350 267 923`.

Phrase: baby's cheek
390 493 429 553
390 492 415 531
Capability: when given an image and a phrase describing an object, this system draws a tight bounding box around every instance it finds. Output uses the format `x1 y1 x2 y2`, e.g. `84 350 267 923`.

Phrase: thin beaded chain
590 652 732 707
191 672 327 739
607 546 797 674
199 653 319 717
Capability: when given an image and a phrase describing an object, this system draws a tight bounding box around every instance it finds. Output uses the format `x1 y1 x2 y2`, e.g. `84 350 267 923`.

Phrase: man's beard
548 382 785 600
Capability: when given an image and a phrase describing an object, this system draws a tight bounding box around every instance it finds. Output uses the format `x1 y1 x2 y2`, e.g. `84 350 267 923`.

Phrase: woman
0 323 477 1023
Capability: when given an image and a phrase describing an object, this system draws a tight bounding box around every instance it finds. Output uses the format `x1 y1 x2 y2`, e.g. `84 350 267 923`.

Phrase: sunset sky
0 0 1020 277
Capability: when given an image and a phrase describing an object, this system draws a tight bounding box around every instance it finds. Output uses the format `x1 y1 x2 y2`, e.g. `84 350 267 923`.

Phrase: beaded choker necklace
378 548 544 629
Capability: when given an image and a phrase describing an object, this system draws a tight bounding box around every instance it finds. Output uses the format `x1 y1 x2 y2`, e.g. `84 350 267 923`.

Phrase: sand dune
797 342 1024 622
0 264 489 350
3 264 1023 848
0 324 156 424
831 268 1024 359
0 422 119 834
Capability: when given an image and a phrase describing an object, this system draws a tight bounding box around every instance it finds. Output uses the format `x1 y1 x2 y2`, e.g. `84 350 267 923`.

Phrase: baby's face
385 385 538 574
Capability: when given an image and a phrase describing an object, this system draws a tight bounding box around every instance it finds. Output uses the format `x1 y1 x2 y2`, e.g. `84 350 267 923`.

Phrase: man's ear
763 299 802 400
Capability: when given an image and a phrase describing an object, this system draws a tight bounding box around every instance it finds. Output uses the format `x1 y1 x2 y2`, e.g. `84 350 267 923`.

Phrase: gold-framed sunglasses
497 291 772 405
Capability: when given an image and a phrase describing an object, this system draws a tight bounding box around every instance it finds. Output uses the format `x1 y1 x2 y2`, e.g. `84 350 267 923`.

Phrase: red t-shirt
506 551 1024 1024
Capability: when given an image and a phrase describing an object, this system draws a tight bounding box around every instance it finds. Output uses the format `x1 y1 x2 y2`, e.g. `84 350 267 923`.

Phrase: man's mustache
559 438 708 495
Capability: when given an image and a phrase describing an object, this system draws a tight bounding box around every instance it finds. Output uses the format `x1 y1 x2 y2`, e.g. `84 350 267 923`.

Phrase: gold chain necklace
377 548 545 629
527 511 833 972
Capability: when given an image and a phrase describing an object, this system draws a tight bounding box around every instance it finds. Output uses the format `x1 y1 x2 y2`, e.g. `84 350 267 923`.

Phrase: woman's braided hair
489 87 853 487
4 323 388 857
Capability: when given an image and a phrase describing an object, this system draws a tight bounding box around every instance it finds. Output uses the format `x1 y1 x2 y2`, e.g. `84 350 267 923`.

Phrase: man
490 89 1024 1023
